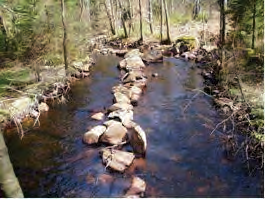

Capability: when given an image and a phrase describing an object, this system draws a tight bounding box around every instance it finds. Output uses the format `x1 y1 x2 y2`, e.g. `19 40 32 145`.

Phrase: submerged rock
125 177 146 198
100 120 128 145
100 148 135 172
83 125 107 144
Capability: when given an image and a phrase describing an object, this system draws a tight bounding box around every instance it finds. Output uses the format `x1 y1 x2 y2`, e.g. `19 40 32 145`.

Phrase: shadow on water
2 56 263 197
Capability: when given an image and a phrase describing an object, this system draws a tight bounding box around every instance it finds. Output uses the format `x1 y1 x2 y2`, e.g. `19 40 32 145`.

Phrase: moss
175 36 197 50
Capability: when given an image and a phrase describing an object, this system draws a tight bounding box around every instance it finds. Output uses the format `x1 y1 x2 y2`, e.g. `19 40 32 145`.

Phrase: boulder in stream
108 103 134 112
112 85 131 98
91 112 105 121
113 92 131 104
100 120 128 145
108 109 133 127
128 124 147 156
125 177 146 198
83 125 107 144
100 148 135 172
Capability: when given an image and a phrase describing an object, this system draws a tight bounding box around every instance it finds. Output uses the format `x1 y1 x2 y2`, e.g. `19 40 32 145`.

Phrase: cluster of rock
83 49 148 197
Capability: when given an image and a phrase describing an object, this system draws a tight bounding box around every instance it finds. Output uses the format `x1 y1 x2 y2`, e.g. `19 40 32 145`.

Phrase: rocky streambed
2 46 263 197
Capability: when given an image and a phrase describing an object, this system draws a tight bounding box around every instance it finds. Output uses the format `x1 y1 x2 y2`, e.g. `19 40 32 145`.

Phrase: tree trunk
0 131 24 198
60 0 68 75
219 0 225 46
127 0 134 35
160 0 163 43
79 0 84 21
118 0 128 38
163 0 171 43
104 0 116 35
251 0 256 49
149 0 153 34
139 0 143 41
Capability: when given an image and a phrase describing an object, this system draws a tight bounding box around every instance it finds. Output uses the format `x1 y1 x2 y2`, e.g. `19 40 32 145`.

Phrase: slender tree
160 0 163 42
104 0 116 35
117 0 128 38
163 0 171 43
139 0 143 41
251 0 256 49
149 0 153 34
0 131 24 198
127 0 134 35
60 0 68 75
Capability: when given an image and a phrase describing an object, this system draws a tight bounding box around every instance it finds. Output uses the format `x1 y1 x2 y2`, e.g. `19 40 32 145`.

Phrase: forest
0 0 264 197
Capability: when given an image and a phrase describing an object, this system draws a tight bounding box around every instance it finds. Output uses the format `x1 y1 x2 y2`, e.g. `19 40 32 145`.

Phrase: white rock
91 112 105 121
83 125 107 144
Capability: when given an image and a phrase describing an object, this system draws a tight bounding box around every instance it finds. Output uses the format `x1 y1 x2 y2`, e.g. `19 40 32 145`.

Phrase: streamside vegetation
0 0 263 197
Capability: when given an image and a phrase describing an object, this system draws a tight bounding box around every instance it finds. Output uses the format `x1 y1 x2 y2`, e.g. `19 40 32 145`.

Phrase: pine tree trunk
60 0 68 75
79 0 84 21
163 0 171 43
160 0 163 43
0 131 24 198
251 0 256 49
149 0 153 34
139 0 143 41
118 0 128 38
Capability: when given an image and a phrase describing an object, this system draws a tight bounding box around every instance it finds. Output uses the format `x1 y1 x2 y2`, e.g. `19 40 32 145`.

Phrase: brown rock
100 120 128 145
83 125 107 144
100 148 135 172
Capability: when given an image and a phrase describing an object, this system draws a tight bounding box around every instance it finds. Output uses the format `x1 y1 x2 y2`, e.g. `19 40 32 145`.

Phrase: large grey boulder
83 125 107 144
100 120 128 145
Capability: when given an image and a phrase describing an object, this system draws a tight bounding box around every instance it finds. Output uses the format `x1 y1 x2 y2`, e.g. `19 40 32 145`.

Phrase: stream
2 55 263 197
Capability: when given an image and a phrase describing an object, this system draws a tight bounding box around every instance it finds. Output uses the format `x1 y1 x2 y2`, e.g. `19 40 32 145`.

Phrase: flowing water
2 55 263 197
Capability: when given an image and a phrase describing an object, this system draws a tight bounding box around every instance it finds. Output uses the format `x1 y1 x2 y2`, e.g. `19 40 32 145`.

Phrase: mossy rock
175 36 198 50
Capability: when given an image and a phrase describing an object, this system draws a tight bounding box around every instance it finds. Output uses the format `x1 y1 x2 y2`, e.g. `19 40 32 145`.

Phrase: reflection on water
2 56 263 197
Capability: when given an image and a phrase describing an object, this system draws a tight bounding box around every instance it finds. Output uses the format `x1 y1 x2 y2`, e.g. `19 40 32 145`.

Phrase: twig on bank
210 111 237 135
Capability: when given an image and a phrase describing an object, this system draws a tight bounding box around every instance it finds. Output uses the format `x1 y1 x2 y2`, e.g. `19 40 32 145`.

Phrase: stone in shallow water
108 109 133 122
100 120 128 145
91 112 105 121
108 103 134 112
112 85 131 98
83 125 107 144
113 92 131 104
125 177 146 197
100 148 135 172
128 124 147 156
